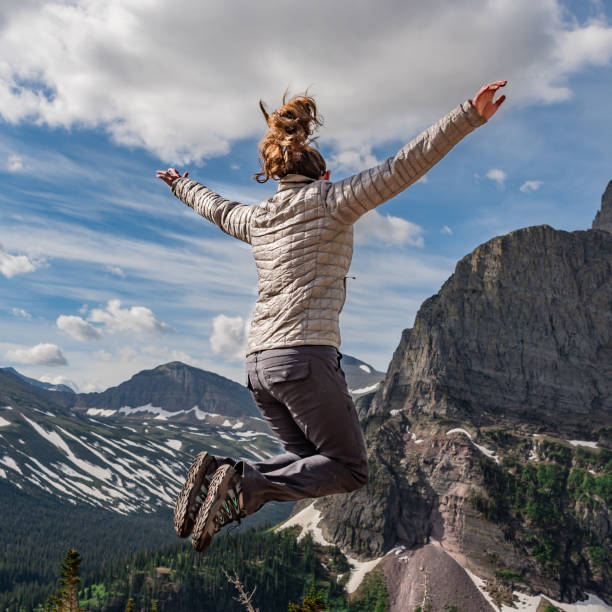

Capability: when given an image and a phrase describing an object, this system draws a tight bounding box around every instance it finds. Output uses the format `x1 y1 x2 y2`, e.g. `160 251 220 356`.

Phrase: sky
1 0 611 392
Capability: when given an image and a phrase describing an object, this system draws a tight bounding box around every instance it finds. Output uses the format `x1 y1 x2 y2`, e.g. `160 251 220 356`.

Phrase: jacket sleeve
323 100 487 224
171 178 253 244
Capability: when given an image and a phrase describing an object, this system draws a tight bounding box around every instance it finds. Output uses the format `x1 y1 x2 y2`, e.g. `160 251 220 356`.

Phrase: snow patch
0 416 11 427
117 404 222 422
86 408 117 417
232 421 244 429
245 444 266 461
22 415 72 455
359 364 372 373
1 455 22 474
350 383 379 395
465 566 611 611
56 463 93 481
276 503 384 594
222 419 232 427
0 468 5 479
166 439 182 451
569 440 599 449
446 428 499 464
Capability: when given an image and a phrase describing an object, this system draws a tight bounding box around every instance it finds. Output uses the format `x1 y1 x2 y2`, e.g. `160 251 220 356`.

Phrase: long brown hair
255 92 326 183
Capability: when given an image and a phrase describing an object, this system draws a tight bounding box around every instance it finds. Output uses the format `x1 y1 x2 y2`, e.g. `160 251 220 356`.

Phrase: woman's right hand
471 80 507 120
156 167 189 187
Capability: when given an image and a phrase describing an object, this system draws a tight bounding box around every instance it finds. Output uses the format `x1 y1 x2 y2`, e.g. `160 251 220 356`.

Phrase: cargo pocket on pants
263 361 310 384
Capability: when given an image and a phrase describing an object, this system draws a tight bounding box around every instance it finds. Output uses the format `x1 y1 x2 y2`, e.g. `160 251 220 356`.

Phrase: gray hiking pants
214 346 368 516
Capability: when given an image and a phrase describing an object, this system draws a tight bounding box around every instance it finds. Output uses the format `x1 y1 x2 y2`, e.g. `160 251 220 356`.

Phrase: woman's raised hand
156 167 189 187
472 80 507 120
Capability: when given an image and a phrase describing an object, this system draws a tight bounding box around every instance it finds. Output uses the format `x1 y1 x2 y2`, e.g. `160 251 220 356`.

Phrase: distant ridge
1 366 75 393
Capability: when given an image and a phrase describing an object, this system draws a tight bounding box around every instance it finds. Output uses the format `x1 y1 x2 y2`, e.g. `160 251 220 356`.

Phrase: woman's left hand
156 167 189 187
472 80 507 120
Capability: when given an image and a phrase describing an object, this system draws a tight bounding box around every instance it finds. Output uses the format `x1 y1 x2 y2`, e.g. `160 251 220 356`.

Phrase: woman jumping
157 80 506 552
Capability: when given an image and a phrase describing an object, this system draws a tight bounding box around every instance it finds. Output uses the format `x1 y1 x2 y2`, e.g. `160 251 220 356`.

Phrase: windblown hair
255 92 326 183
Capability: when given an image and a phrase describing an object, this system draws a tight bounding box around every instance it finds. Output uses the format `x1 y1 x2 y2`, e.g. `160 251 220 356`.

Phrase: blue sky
1 0 611 391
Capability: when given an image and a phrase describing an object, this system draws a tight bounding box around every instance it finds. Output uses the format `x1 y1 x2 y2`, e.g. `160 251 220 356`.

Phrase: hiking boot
174 451 217 538
191 464 245 552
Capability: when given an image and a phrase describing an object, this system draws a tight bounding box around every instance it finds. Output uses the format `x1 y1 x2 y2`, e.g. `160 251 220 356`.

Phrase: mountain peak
592 179 612 232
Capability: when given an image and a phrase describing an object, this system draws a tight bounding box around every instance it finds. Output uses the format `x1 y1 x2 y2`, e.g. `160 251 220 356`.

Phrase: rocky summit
294 182 612 609
593 180 612 233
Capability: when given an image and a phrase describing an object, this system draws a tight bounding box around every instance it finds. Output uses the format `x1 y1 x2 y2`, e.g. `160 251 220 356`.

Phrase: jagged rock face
593 180 612 232
369 225 612 437
309 218 612 605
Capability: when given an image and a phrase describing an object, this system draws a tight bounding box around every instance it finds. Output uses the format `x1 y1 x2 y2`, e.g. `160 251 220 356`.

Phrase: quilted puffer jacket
172 100 486 355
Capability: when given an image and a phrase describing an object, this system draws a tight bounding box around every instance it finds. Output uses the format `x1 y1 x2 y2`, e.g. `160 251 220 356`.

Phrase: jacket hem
246 338 340 357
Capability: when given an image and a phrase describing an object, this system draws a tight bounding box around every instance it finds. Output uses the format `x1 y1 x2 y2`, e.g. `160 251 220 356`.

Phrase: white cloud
11 307 32 319
87 299 173 335
106 265 126 278
441 225 453 235
0 2 611 162
57 314 102 341
6 153 24 172
520 180 543 192
39 374 79 392
0 244 41 278
5 343 68 366
486 168 507 186
355 210 424 247
210 314 247 360
327 148 379 174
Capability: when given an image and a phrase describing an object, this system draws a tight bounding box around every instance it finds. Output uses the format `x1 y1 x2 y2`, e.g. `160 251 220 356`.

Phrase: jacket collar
276 174 316 193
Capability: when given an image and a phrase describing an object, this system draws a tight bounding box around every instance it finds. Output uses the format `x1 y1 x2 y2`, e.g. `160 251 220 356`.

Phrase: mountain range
2 185 611 610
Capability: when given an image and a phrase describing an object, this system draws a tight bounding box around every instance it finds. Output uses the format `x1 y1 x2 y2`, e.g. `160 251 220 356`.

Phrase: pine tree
151 600 158 612
46 549 83 612
125 598 135 612
288 585 327 612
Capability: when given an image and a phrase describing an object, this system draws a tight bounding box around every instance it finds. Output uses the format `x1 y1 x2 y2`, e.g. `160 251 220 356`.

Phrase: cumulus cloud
5 343 68 366
88 299 173 335
441 225 453 235
210 314 247 360
0 244 41 278
327 148 380 174
57 314 102 341
7 153 24 172
11 307 32 319
486 168 507 186
0 1 611 162
520 180 543 192
355 210 424 247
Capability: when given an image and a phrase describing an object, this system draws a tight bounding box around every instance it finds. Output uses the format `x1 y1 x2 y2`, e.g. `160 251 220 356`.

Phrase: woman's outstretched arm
324 80 507 225
157 169 253 245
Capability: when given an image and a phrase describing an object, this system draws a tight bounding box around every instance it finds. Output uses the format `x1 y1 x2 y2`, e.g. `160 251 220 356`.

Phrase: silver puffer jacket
172 100 486 355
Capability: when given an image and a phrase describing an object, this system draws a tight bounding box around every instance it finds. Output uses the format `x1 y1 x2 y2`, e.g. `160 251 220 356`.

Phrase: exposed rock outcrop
370 224 612 438
593 180 612 232
306 183 612 606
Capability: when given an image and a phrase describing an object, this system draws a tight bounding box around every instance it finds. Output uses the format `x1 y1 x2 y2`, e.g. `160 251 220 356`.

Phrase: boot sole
173 451 216 538
191 464 239 553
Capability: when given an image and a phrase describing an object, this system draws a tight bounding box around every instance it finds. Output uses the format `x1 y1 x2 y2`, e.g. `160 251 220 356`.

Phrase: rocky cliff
593 180 612 232
301 184 612 609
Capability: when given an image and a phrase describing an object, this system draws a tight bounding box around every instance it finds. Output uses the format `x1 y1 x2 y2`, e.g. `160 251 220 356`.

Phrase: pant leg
238 346 368 516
